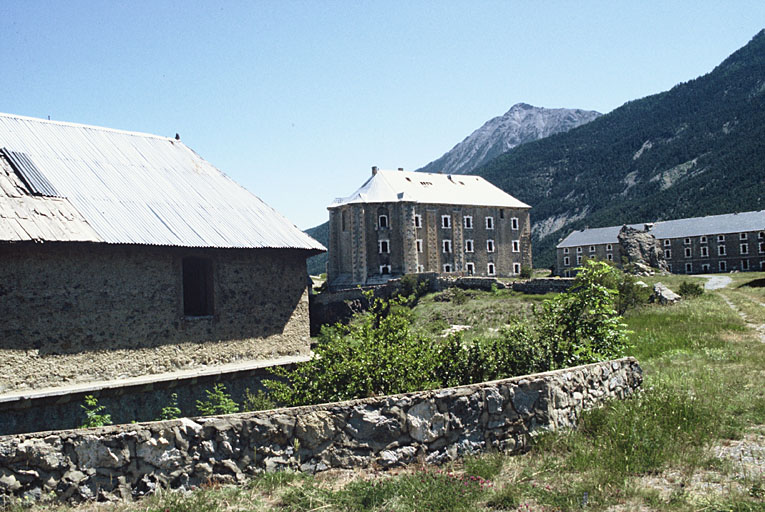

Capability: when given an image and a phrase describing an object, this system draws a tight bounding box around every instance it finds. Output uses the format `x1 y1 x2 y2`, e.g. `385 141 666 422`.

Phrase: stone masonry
0 358 642 503
0 243 311 393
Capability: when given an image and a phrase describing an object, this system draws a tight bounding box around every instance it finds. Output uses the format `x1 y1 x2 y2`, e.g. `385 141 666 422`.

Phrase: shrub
157 393 182 421
267 292 440 406
242 388 276 412
535 260 630 368
678 280 704 297
397 273 429 303
80 395 112 428
196 383 239 416
520 265 533 279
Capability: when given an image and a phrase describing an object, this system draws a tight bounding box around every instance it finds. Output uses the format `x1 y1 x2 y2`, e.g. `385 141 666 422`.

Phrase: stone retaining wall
0 358 641 503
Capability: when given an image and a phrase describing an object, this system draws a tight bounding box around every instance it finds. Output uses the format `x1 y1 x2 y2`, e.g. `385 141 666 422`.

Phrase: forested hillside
477 30 765 267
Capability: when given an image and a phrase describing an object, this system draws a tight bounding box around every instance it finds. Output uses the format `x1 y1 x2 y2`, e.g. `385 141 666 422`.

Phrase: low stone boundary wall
0 358 641 503
511 277 574 294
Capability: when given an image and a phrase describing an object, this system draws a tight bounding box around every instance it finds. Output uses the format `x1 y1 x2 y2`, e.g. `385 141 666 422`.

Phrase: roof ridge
0 112 175 142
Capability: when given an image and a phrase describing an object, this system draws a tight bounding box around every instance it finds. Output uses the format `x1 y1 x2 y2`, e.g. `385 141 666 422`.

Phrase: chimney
372 166 378 176
398 167 404 171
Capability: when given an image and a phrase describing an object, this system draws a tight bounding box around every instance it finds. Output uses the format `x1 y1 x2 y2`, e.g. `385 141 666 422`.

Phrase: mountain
305 222 328 276
415 103 601 175
476 30 765 267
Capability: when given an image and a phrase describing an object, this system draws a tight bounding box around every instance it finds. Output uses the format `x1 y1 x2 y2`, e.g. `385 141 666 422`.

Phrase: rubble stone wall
0 358 642 503
0 243 312 393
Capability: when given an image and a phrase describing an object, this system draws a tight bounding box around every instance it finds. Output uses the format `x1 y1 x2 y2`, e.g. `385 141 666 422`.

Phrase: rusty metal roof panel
0 113 324 251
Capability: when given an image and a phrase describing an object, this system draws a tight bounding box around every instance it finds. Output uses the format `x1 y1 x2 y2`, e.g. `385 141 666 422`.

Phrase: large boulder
650 282 681 305
617 226 669 274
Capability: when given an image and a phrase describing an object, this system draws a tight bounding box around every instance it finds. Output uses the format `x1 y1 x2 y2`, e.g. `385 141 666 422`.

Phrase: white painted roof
329 169 530 209
557 210 765 248
0 112 325 251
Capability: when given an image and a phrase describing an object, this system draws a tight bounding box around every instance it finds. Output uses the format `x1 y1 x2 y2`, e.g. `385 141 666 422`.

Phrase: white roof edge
0 111 174 141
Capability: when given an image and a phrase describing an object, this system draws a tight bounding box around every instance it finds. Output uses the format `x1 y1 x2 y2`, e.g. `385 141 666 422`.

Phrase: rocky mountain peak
416 104 601 175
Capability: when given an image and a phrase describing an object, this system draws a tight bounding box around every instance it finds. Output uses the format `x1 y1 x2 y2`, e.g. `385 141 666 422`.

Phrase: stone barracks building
556 210 765 276
327 167 532 289
0 112 324 393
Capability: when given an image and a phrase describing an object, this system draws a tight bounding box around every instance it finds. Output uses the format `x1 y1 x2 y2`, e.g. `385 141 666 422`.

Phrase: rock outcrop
651 282 681 305
617 226 669 275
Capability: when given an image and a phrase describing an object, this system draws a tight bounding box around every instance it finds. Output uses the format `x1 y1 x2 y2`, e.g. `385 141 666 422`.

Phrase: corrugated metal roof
329 169 531 209
557 210 765 248
0 112 325 251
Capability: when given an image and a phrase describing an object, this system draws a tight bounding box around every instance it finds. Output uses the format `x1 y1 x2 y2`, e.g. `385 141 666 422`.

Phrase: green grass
11 273 765 511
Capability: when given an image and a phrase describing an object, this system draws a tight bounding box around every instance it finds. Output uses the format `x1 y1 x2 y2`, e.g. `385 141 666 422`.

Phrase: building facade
0 112 325 392
327 168 531 289
556 211 765 276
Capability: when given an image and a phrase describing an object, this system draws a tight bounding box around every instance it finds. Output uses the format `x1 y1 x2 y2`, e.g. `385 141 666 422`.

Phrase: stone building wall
328 202 532 289
0 358 642 503
0 243 311 393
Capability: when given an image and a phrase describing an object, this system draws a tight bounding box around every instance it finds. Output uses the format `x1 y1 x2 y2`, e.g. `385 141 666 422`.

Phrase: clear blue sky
1 2 763 229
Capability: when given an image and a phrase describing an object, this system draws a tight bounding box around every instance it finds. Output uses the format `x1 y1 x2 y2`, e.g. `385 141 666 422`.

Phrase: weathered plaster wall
0 243 311 393
0 358 642 503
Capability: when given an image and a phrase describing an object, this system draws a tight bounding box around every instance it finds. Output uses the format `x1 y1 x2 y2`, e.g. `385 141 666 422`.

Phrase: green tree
80 395 112 428
196 383 239 416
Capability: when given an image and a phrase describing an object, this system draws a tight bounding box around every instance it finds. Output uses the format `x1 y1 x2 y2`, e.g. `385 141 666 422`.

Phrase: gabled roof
329 169 530 209
0 112 324 251
557 210 765 248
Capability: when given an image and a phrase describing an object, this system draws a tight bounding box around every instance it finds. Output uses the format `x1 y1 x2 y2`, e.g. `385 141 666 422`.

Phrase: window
563 248 569 254
380 264 391 274
684 247 692 258
511 217 519 230
719 261 727 272
341 210 347 232
685 262 692 273
414 214 422 228
742 260 750 271
759 232 764 239
684 237 691 245
378 214 388 229
701 263 710 272
589 245 596 253
183 257 214 317
465 239 474 253
512 240 520 253
485 216 494 229
741 243 749 255
740 233 748 240
668 263 673 272
443 263 452 273
500 209 505 219
441 215 451 229
576 255 582 264
378 240 390 254
606 244 613 252
442 239 452 253
487 263 496 276
416 264 425 273
761 260 765 270
760 242 765 254
606 253 613 261
718 245 727 256
700 236 707 244
487 239 495 253
576 247 583 254
700 246 709 257
717 235 725 243
564 256 570 266
664 249 672 258
513 263 521 274
663 239 671 247
416 239 423 253
464 216 473 229
465 262 475 275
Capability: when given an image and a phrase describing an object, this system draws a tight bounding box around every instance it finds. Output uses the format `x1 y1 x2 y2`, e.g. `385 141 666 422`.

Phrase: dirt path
699 274 733 290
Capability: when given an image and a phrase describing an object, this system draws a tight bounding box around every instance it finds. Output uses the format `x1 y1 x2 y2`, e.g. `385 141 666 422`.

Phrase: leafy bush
270 261 630 407
520 265 533 279
267 292 440 406
196 383 239 416
678 280 704 297
80 395 112 428
157 393 182 421
397 273 429 303
242 388 276 412
535 260 630 368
